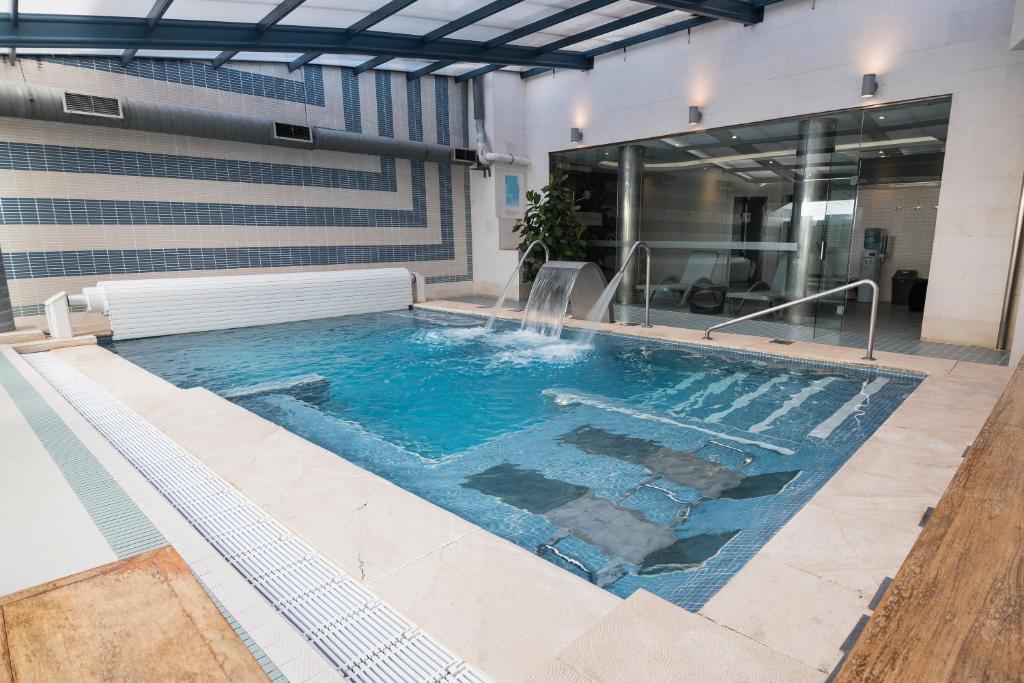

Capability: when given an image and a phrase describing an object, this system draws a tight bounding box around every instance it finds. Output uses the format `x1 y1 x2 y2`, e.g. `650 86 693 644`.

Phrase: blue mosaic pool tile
375 71 394 138
2 242 457 280
107 311 922 612
0 197 428 228
44 56 325 106
340 68 362 133
435 77 450 147
0 142 397 191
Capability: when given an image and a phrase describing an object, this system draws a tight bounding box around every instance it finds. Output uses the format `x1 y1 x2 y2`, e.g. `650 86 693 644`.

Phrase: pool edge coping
17 313 1014 678
415 300 971 380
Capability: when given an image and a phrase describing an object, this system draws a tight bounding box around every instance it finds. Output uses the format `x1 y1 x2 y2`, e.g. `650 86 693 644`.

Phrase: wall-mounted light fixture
688 105 702 126
861 73 878 98
570 127 584 143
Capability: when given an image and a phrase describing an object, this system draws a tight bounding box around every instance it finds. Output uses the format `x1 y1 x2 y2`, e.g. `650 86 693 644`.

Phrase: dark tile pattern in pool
109 310 921 612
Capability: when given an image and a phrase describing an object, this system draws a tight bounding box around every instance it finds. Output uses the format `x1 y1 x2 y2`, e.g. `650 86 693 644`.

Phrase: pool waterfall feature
520 261 613 338
515 241 652 341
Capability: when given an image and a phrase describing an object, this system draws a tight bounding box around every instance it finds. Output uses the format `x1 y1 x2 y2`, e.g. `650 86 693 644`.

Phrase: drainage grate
26 353 486 683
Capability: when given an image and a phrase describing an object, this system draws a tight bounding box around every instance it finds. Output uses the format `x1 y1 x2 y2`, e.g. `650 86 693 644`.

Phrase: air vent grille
63 92 123 119
451 147 477 165
273 122 313 142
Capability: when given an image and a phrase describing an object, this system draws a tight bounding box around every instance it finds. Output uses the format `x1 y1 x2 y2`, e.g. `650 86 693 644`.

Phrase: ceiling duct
0 81 457 164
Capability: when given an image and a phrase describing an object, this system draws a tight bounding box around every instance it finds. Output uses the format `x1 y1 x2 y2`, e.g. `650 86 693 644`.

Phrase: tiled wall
851 184 940 302
0 57 472 316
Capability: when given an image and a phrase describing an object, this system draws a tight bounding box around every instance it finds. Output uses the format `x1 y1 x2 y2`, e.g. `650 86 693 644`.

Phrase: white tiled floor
0 348 335 682
0 362 117 595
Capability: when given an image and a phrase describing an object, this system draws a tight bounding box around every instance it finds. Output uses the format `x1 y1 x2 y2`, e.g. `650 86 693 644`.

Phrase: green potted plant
513 169 591 287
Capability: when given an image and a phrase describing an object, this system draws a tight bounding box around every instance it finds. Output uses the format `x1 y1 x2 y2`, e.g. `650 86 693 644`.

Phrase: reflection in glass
552 97 950 339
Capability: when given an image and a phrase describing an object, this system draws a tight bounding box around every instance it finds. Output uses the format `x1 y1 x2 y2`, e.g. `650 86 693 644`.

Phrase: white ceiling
12 0 698 76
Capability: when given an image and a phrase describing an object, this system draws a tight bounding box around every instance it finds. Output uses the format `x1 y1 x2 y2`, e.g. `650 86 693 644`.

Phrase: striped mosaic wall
0 57 472 316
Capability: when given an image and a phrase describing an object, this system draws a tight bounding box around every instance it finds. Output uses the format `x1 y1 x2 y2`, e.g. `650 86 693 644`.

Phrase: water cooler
857 228 887 303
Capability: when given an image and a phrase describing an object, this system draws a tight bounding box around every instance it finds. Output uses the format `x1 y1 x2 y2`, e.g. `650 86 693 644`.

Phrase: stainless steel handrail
617 240 652 328
703 279 880 361
526 239 551 264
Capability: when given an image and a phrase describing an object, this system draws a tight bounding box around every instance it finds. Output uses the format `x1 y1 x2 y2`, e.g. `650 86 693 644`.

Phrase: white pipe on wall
472 78 533 169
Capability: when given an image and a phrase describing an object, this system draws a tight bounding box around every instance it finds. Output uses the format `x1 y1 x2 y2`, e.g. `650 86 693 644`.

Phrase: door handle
819 240 827 260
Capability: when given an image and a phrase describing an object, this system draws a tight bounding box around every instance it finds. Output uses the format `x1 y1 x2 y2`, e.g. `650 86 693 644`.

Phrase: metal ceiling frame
119 0 173 66
0 0 784 81
211 0 309 68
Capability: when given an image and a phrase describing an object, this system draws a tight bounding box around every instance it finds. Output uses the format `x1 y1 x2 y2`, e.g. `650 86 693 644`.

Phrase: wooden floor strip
0 546 267 682
835 360 1024 681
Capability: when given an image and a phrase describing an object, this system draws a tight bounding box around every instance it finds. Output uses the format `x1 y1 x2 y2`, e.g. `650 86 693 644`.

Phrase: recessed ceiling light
878 115 886 120
731 135 738 139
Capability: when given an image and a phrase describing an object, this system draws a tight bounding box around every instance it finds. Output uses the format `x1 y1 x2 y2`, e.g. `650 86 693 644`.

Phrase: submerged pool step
221 374 330 401
543 388 796 456
644 368 895 442
25 352 486 683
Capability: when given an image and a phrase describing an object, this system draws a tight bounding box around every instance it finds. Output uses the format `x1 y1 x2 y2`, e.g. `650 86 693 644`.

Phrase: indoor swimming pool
107 309 921 610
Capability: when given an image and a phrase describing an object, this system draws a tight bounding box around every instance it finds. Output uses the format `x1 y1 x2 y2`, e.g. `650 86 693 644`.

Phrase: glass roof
10 0 707 76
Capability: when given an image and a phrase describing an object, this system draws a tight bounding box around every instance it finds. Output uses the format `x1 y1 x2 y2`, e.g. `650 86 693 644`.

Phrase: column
615 144 645 304
786 117 837 324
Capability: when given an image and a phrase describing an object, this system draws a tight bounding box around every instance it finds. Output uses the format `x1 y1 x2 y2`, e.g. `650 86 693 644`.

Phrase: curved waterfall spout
520 261 612 338
485 240 550 331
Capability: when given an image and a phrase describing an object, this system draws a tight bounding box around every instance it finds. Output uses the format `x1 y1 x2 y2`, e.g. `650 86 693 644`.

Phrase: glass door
802 110 863 337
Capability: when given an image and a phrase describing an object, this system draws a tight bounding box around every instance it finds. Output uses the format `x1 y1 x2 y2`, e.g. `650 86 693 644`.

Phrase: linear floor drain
26 353 485 683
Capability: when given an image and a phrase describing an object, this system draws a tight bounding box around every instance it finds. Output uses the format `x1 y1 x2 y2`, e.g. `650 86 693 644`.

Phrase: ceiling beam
634 0 763 24
539 7 669 53
471 6 675 83
585 14 711 57
0 14 591 70
406 58 455 80
212 0 309 68
287 51 318 72
294 0 421 73
521 14 711 78
454 64 502 82
360 0 525 74
353 55 392 74
512 0 781 80
119 0 173 66
435 0 618 82
144 0 175 30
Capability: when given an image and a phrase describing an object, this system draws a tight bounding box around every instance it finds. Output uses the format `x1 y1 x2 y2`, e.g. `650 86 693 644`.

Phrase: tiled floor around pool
452 296 1010 365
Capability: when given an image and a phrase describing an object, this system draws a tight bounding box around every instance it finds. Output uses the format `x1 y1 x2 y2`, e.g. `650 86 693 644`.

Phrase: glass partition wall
553 97 951 339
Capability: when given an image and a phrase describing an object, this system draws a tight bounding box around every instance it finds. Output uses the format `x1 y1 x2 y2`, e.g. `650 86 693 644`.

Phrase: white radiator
97 268 414 340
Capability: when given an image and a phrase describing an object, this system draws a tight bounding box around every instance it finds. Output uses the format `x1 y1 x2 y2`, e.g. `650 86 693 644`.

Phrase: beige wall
508 0 1024 348
851 184 940 302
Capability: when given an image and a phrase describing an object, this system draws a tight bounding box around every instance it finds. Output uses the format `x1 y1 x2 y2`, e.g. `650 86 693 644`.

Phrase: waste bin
891 270 918 305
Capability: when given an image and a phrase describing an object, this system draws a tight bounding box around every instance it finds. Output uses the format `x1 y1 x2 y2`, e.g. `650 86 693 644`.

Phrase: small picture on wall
501 171 524 218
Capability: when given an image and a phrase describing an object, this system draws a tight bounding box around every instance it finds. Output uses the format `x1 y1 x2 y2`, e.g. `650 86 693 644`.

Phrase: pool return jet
504 241 653 339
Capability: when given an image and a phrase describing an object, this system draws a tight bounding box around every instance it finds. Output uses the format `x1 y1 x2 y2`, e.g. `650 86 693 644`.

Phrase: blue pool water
109 309 920 610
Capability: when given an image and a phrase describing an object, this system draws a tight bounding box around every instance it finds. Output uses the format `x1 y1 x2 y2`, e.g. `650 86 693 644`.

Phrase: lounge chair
725 259 789 315
635 250 720 306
